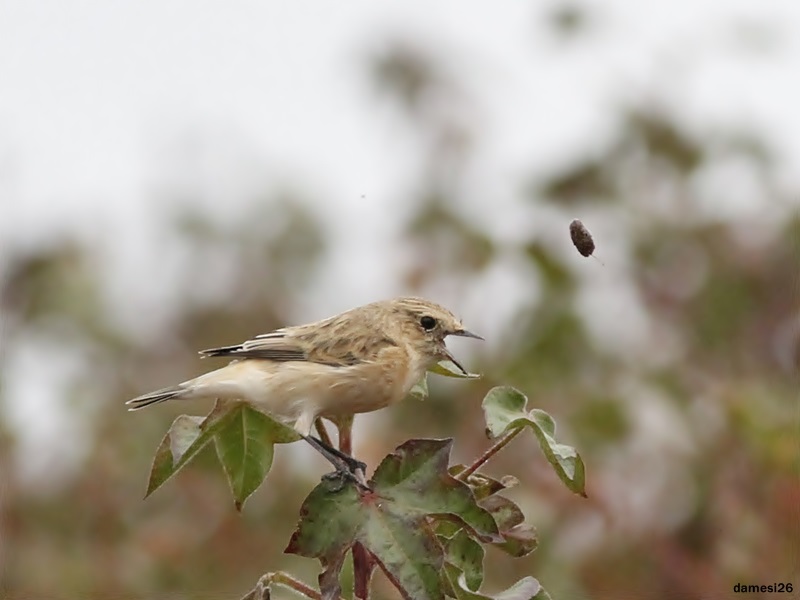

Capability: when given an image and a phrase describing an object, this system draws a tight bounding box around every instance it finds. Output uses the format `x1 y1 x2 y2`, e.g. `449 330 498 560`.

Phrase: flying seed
569 219 595 257
569 219 604 265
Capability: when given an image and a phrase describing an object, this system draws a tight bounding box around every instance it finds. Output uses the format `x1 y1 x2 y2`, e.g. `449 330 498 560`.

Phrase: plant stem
352 542 375 599
456 428 522 482
241 571 347 600
271 572 326 600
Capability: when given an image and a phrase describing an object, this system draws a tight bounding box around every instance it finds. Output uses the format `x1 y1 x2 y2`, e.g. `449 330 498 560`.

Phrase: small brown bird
127 297 482 480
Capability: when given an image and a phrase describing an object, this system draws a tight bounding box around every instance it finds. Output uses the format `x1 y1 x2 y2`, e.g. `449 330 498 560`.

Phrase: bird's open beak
450 329 484 341
442 328 483 374
442 347 469 374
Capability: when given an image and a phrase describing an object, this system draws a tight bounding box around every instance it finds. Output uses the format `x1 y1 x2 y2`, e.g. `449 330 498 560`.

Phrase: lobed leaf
482 387 587 497
215 404 299 510
145 407 234 497
287 438 499 600
372 439 500 542
363 504 444 600
287 472 442 600
145 400 300 508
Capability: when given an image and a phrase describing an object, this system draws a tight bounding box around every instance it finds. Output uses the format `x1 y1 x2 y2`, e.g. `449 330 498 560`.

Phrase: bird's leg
302 435 369 491
333 413 354 456
314 417 335 448
306 433 367 473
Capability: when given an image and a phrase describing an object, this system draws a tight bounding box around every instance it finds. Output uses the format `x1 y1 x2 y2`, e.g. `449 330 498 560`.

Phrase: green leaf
168 415 205 461
432 519 462 539
443 563 545 600
442 529 484 592
480 495 523 530
429 361 481 379
409 373 429 400
145 400 300 506
448 465 519 501
482 386 587 497
494 524 538 558
479 496 538 558
493 577 549 600
412 360 480 398
286 475 441 600
372 440 500 542
214 404 299 510
145 407 233 497
362 505 444 600
286 439 499 600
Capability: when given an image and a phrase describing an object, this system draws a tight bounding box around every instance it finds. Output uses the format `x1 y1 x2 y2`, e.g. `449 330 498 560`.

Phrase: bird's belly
316 357 418 418
318 386 395 417
204 354 422 425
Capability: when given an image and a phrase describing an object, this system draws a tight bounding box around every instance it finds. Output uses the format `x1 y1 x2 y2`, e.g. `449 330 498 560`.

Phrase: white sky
1 0 798 485
2 0 798 238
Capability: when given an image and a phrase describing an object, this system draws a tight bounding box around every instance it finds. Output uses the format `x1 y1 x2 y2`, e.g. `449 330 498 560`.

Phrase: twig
240 571 346 600
271 572 325 600
455 428 522 482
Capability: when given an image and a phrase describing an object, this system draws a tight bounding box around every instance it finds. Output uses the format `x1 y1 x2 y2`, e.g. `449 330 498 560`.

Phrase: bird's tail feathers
126 385 185 411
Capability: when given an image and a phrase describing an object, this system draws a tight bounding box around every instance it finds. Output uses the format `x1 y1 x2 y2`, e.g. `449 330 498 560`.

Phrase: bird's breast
317 345 422 417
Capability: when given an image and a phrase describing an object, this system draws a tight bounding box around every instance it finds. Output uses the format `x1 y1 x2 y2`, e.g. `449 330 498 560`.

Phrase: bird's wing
199 329 310 362
198 327 389 367
200 308 398 367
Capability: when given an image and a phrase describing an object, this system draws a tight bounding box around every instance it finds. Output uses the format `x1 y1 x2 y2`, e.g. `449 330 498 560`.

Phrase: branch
455 427 522 482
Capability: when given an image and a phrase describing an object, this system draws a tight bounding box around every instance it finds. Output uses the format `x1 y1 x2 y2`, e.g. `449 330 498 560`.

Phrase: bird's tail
126 385 185 411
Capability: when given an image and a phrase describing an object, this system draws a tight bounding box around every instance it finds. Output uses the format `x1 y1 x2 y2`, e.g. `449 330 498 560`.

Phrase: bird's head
385 297 483 374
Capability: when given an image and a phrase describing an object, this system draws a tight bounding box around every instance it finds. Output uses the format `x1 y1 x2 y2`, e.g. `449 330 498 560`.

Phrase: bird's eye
420 315 437 330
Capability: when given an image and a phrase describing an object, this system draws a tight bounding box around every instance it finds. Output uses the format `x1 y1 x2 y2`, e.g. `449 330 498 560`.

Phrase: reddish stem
456 428 522 482
352 542 376 599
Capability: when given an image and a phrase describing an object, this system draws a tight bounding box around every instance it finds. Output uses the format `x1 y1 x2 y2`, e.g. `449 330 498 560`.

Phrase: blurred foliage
1 25 798 600
546 2 591 39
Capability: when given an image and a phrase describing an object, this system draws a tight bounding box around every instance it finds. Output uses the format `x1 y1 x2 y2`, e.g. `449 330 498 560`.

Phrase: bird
126 297 482 484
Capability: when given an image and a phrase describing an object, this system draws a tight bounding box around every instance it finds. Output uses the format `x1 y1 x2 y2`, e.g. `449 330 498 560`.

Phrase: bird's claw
347 457 367 474
321 469 348 492
322 467 371 493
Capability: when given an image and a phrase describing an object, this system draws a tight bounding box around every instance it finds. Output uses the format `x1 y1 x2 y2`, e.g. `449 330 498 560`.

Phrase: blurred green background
1 2 797 599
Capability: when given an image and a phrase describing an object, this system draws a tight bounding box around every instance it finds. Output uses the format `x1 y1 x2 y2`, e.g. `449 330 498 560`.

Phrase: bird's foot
322 466 371 493
344 456 367 475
